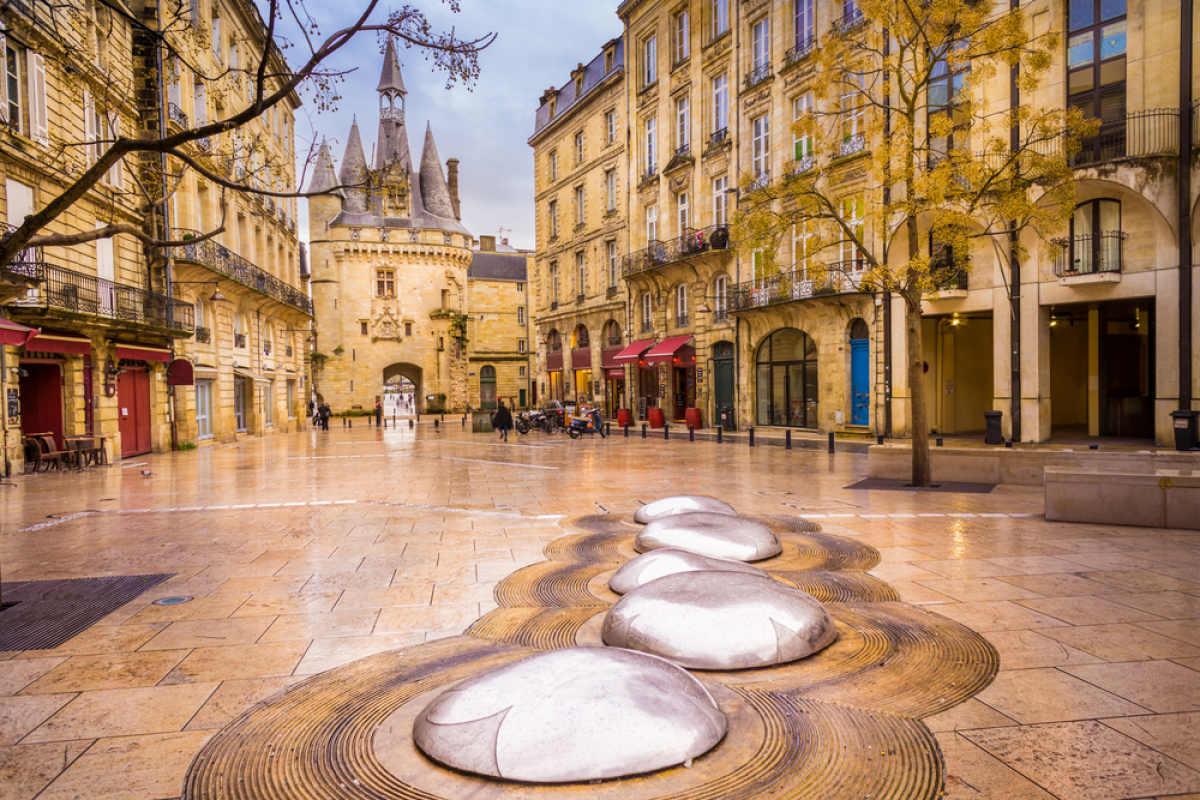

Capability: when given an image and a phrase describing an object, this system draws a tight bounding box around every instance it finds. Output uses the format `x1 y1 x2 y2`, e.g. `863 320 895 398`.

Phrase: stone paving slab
1 424 1198 798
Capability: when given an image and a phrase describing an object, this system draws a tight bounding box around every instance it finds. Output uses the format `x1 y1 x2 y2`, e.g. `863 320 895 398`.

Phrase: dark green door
713 341 734 409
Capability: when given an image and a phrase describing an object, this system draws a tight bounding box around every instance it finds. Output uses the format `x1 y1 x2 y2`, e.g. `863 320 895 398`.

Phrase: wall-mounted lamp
283 328 317 344
174 280 227 303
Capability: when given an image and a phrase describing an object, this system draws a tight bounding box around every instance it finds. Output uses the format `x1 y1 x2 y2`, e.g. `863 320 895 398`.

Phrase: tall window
712 74 729 134
643 35 657 85
376 270 395 296
930 55 969 163
518 306 525 324
676 96 690 152
674 10 690 63
841 73 866 155
548 200 558 237
211 12 222 60
3 42 46 143
606 170 618 211
196 381 213 439
839 196 864 267
575 131 585 163
5 40 24 130
549 150 558 180
645 116 658 174
550 262 560 300
264 382 275 426
642 293 653 330
606 110 617 144
646 204 658 242
794 0 814 49
713 0 729 37
714 275 728 319
792 221 813 277
675 284 688 326
575 186 585 226
607 241 618 285
1068 0 1127 162
677 192 689 234
752 114 770 178
576 251 586 295
713 176 729 225
752 17 770 71
1070 199 1123 274
792 93 814 165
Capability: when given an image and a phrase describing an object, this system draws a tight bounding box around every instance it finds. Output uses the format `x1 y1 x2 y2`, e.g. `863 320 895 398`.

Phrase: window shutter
29 52 47 144
107 113 123 188
0 27 8 126
83 89 96 164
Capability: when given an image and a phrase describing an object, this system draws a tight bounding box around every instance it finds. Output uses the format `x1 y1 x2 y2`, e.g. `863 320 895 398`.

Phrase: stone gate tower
307 39 473 414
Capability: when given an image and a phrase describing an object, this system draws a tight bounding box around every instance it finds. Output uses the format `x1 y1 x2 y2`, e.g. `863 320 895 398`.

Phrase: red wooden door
18 363 64 449
118 368 152 457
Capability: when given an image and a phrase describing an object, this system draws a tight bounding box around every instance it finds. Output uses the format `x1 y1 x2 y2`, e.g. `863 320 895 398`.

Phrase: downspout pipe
155 0 179 453
1008 0 1022 444
1179 0 1194 418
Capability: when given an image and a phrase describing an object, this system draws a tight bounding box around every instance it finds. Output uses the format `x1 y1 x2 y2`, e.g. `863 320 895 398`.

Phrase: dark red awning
611 339 657 364
25 329 91 355
600 346 624 369
570 348 592 369
546 351 563 371
166 359 194 386
0 318 39 348
642 335 695 364
113 342 172 362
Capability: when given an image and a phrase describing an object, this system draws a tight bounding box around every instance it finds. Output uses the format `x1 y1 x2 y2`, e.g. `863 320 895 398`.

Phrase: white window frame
676 96 690 151
549 150 558 181
548 200 558 238
676 284 688 325
643 35 658 86
714 275 728 317
575 186 585 226
795 0 815 48
674 10 690 63
752 114 770 178
840 195 865 267
575 130 585 163
678 192 689 235
607 241 618 285
752 17 770 71
792 93 814 163
642 292 653 329
212 14 222 61
713 0 729 37
576 251 586 294
792 220 813 278
645 116 658 175
518 306 525 324
712 74 729 133
606 169 618 212
713 176 729 225
646 204 658 242
605 110 616 144
550 262 560 300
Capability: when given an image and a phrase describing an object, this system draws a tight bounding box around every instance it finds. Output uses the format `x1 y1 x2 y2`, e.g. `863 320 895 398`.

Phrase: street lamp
174 280 226 303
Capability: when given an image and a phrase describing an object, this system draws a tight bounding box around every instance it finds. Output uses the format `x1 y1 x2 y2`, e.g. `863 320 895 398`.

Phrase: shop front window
755 328 819 428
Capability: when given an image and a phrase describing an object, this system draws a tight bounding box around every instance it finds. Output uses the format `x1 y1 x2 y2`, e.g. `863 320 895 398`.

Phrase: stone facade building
308 41 527 416
466 236 532 411
0 0 305 471
531 0 1199 447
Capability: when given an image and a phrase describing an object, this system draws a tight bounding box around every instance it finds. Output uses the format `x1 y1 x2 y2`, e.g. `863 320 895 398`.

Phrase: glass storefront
756 328 819 428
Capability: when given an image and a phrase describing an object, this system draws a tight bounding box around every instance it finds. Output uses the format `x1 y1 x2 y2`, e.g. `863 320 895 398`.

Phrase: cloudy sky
281 1 624 250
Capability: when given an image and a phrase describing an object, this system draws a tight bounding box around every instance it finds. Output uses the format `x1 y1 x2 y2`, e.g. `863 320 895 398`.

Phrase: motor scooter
566 406 607 439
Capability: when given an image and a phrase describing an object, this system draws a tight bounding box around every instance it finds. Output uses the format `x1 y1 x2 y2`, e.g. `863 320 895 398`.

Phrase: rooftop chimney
446 158 461 221
480 235 496 252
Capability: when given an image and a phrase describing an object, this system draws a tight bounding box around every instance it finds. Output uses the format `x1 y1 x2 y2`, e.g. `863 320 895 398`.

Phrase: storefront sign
7 388 18 422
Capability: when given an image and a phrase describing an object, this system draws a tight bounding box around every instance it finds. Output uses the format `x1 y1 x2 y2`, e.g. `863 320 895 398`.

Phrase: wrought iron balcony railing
713 308 729 323
835 6 866 33
172 230 313 315
710 127 729 147
748 171 771 190
729 262 869 311
839 133 867 157
14 263 194 332
167 102 188 128
675 143 691 158
196 326 212 343
1 224 45 282
1053 232 1127 278
744 63 772 89
641 320 653 333
676 313 689 328
234 333 247 348
622 224 733 279
1071 108 1179 167
788 155 815 177
784 36 816 66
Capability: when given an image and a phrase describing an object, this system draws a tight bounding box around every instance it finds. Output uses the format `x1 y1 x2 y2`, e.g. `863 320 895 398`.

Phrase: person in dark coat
491 401 513 442
319 403 331 431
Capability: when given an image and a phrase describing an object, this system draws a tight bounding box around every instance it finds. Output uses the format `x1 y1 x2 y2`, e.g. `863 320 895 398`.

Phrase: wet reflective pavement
2 423 1199 799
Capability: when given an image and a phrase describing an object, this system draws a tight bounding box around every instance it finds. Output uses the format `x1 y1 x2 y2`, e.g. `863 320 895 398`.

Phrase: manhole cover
153 596 193 606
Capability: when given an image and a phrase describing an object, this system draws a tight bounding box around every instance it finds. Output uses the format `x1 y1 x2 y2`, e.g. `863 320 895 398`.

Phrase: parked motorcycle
566 407 607 439
515 409 558 435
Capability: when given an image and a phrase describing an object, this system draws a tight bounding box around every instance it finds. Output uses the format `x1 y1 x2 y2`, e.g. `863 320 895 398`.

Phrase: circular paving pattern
183 499 999 799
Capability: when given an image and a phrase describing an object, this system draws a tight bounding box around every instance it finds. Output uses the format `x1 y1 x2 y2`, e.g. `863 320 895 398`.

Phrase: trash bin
719 405 736 432
984 410 1003 445
1170 410 1199 451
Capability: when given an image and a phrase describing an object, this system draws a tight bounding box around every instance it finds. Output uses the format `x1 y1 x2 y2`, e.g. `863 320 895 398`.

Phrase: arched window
574 325 590 349
233 310 248 348
1069 199 1123 275
755 328 819 428
547 330 562 352
849 318 869 341
713 275 728 320
480 365 497 409
604 320 622 346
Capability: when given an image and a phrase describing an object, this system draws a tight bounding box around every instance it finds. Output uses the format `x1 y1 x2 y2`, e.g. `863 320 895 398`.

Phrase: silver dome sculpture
413 647 727 783
609 548 770 595
635 512 782 562
633 495 737 524
602 572 838 670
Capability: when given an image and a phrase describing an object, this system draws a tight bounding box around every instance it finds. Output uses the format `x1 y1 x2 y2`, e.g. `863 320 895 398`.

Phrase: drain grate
0 574 173 652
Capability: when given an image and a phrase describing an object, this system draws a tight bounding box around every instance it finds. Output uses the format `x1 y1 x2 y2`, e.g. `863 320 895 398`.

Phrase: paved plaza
1 423 1199 800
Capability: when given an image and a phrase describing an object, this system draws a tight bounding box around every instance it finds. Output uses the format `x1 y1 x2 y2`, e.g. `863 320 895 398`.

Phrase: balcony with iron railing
835 5 866 33
172 230 313 315
839 133 867 158
13 263 194 333
713 308 729 323
1052 232 1127 279
675 312 689 328
1 224 45 284
709 127 730 148
234 333 247 348
641 319 653 333
196 326 212 343
622 224 733 279
744 63 772 90
167 102 188 129
787 155 815 177
1071 108 1179 168
784 36 815 67
729 261 869 312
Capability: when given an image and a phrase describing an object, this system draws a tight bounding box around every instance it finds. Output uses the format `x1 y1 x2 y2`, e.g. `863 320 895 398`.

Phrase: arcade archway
383 363 423 415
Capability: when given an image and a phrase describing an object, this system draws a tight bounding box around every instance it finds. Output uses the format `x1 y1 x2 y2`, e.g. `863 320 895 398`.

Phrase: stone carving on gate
371 304 404 342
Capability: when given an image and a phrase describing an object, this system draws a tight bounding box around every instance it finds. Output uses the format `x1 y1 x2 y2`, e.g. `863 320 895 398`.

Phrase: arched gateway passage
383 363 423 415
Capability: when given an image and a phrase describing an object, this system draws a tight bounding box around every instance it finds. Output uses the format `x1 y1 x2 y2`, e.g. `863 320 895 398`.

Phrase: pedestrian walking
491 401 513 442
319 403 331 431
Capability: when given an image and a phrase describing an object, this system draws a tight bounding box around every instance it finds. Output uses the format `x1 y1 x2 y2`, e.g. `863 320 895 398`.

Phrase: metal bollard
664 425 669 440
434 419 439 429
828 432 835 453
689 425 694 442
605 422 611 437
749 427 755 447
348 418 352 428
641 424 647 439
441 413 445 422
409 419 414 429
936 437 944 447
877 434 884 445
1089 443 1099 451
461 416 465 428
785 430 792 450
624 423 629 438
1005 440 1013 448
717 427 723 444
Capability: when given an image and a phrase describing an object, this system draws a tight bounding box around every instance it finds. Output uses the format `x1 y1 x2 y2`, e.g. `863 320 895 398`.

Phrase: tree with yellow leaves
732 0 1094 486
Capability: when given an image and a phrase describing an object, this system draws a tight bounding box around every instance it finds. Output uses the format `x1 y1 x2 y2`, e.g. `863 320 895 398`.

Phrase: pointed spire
339 117 369 213
418 123 455 220
305 139 339 195
377 38 407 96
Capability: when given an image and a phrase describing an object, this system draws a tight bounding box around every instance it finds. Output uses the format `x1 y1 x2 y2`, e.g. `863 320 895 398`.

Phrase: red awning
25 329 91 355
611 339 657 364
0 318 39 348
114 342 172 362
600 346 623 369
605 368 624 379
571 348 592 369
166 359 194 386
642 335 695 364
546 351 563 372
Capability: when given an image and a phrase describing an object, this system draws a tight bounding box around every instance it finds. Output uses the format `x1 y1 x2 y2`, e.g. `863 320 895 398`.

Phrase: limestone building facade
307 40 478 415
466 236 532 411
0 0 305 471
531 0 1199 447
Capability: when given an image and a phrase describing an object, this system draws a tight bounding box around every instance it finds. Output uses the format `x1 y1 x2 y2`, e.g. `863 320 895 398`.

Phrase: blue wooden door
850 339 870 426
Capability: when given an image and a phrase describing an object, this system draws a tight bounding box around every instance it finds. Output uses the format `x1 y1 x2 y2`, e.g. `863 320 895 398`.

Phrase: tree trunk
905 213 931 487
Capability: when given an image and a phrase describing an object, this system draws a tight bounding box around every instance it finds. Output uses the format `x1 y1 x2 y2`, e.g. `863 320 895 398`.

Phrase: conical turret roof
339 117 369 213
418 123 455 220
305 139 340 194
377 38 407 96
